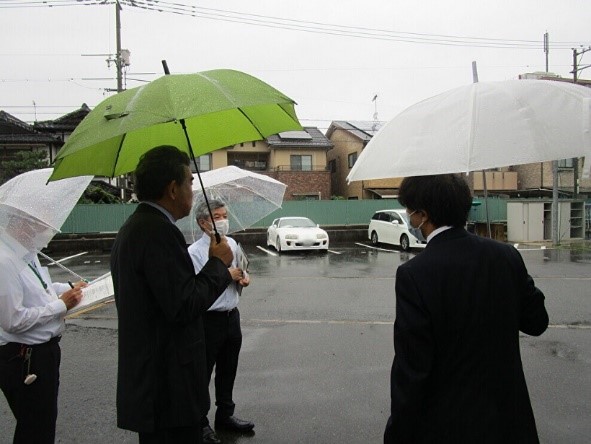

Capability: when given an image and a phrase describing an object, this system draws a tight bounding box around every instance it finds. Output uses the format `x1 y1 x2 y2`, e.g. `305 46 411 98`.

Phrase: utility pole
546 32 560 246
115 0 123 93
571 46 591 199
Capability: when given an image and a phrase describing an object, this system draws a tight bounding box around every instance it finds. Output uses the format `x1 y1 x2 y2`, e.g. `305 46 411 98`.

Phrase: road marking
327 249 342 254
355 242 398 253
256 245 277 256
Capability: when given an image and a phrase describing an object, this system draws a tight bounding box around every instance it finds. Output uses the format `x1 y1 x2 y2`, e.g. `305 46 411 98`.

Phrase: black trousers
0 337 61 444
202 307 242 426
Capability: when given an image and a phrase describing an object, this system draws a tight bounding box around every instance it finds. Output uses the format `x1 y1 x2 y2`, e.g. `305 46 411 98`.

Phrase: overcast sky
1 0 590 131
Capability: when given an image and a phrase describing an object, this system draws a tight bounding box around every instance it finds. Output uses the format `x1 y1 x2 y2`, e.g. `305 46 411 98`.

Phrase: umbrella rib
236 108 265 139
110 133 128 178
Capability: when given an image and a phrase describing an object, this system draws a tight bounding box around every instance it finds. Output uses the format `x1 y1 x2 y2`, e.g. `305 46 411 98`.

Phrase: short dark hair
134 145 190 201
398 174 472 228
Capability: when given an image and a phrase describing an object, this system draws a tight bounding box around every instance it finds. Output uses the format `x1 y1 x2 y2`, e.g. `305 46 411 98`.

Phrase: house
0 111 62 164
33 103 91 145
194 127 333 200
326 120 405 199
0 104 91 165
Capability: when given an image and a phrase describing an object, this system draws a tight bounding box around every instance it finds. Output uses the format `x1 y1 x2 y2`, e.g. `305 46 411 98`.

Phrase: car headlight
285 234 298 240
316 233 327 239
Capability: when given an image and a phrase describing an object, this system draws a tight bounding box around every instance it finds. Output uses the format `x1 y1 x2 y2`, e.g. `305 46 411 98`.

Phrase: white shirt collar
427 226 453 243
142 201 176 224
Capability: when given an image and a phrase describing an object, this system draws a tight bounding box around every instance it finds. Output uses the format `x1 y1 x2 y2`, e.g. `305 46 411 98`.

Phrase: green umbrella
48 69 302 181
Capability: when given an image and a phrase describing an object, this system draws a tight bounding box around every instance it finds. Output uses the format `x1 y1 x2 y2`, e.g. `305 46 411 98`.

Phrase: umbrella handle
160 60 220 242
179 118 221 244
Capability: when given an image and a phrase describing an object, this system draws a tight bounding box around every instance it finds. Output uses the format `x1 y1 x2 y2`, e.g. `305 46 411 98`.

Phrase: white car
267 217 329 252
368 209 427 251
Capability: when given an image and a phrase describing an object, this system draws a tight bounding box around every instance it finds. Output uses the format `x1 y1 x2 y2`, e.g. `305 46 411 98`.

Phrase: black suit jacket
385 228 548 443
110 203 232 433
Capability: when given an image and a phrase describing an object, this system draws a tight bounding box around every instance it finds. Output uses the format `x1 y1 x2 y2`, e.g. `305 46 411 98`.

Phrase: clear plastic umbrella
0 168 93 266
177 166 286 242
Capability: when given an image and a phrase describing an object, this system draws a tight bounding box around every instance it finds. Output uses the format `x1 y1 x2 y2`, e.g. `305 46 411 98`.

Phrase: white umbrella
0 168 93 265
178 166 287 242
347 79 591 182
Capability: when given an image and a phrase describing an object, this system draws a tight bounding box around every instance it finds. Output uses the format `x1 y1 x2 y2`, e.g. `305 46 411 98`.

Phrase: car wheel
400 234 410 251
276 236 282 253
370 231 379 246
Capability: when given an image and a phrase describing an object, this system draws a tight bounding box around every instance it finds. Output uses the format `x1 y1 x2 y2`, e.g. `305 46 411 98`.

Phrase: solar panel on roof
278 131 312 140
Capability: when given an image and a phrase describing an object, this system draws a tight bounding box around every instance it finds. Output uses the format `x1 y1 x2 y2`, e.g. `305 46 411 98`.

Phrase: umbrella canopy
178 166 286 241
48 69 302 181
0 168 92 262
347 79 591 182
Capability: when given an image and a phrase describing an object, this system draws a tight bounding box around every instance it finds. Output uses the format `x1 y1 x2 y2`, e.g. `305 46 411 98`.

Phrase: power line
2 0 588 49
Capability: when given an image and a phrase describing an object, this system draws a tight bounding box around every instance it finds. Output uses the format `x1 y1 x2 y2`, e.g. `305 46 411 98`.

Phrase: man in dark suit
110 145 234 443
385 174 549 443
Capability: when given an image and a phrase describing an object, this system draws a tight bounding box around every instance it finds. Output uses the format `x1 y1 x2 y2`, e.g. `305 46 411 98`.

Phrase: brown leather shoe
215 415 255 432
202 425 221 444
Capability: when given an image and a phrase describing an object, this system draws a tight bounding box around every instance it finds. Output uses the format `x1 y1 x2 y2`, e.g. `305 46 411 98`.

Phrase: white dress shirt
0 237 68 346
427 225 453 243
188 233 241 312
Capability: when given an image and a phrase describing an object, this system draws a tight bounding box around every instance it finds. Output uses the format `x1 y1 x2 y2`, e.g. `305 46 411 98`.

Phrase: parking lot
1 241 590 443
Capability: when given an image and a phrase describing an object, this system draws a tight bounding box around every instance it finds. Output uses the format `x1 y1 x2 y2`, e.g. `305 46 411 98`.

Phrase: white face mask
213 219 230 236
408 210 425 231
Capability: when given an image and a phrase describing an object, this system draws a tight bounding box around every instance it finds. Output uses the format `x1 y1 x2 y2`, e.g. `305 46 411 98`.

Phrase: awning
366 188 398 199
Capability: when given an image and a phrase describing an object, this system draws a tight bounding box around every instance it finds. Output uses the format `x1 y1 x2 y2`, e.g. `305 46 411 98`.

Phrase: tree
0 150 49 185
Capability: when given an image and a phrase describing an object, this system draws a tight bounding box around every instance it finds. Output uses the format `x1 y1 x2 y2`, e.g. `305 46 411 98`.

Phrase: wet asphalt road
1 242 590 443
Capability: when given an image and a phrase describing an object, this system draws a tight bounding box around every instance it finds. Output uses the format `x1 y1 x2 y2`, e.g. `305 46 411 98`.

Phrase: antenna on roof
372 94 378 122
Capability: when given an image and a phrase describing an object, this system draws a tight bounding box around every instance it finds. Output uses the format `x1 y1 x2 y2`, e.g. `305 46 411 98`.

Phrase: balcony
272 165 329 172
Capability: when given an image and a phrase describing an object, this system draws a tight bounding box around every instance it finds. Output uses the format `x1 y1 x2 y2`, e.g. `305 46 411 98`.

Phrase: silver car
368 209 426 251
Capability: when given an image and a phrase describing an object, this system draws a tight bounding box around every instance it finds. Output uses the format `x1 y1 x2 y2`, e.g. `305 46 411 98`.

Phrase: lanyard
28 262 48 291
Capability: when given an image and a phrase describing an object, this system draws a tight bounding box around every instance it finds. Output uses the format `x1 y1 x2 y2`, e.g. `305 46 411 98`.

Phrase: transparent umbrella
0 168 93 268
177 166 286 242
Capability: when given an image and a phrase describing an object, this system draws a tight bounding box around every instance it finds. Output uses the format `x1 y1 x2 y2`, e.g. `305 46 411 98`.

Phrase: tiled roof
326 120 385 141
34 103 91 132
0 111 62 144
266 127 333 149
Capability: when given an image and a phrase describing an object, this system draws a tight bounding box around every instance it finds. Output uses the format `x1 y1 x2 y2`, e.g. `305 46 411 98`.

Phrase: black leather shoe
215 415 255 432
202 425 221 444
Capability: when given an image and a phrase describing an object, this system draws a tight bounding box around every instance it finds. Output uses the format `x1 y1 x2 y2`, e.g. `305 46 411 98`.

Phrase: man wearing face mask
188 199 253 444
384 174 548 443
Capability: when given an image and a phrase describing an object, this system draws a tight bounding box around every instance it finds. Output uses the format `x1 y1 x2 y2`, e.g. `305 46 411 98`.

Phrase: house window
348 152 358 168
192 154 212 172
290 155 312 171
557 158 574 168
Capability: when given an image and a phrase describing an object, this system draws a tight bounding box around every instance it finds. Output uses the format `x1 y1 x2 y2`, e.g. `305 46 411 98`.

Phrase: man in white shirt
0 220 85 444
188 199 254 444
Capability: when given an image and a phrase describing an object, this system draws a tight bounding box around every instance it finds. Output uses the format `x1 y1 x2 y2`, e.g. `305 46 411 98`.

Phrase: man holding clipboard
189 199 253 444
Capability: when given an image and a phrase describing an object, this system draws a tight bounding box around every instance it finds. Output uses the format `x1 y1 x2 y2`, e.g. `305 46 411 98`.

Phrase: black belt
0 335 61 358
205 308 237 317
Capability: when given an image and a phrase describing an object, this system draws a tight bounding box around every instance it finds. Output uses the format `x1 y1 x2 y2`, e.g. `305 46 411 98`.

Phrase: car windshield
399 212 410 224
278 218 316 228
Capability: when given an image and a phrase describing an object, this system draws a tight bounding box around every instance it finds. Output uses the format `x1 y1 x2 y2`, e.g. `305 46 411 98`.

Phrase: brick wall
265 170 331 200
